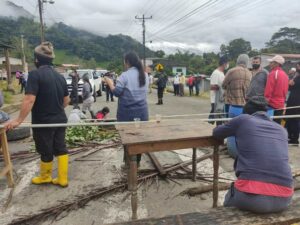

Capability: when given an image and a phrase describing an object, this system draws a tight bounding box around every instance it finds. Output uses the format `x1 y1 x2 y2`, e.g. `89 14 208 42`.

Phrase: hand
289 80 295 86
3 119 22 131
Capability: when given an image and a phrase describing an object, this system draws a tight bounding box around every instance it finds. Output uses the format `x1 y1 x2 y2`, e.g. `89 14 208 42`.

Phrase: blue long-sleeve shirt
112 67 149 122
213 112 293 187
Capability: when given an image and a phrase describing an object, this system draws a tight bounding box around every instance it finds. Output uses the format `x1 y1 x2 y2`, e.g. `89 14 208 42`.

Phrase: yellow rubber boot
52 155 69 187
32 161 53 184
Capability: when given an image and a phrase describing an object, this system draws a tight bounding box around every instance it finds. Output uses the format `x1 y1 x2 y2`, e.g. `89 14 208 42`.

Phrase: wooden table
116 119 222 220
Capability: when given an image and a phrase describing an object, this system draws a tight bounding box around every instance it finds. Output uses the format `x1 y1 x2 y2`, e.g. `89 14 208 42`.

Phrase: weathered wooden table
116 119 222 220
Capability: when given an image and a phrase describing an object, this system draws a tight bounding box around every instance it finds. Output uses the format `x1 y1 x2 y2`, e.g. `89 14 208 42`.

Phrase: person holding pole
4 42 70 187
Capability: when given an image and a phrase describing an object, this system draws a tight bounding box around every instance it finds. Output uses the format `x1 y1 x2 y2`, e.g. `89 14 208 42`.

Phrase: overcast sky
3 0 300 54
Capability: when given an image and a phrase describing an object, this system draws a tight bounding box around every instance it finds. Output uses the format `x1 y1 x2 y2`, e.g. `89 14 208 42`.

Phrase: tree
266 27 300 53
220 38 252 60
154 50 165 58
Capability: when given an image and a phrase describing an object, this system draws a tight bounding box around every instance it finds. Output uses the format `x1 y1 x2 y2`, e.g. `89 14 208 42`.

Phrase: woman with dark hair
104 51 149 167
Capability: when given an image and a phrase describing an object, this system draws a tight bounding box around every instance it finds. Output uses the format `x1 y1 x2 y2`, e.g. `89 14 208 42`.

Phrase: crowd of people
211 53 299 213
2 40 299 215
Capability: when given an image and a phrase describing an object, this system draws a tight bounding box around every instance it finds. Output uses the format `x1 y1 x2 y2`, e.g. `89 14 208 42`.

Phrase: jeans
224 183 292 214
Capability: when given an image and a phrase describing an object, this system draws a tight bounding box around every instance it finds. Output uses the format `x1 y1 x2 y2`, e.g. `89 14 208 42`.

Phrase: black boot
160 99 163 105
156 99 161 105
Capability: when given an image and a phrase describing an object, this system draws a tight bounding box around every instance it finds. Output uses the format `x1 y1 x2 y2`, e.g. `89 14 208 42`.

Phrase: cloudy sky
3 0 300 53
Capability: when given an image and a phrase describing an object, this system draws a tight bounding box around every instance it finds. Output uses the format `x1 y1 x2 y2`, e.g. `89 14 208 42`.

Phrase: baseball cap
267 55 285 65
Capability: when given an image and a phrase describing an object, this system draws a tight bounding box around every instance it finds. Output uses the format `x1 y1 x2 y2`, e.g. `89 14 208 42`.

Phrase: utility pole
38 0 45 43
135 15 152 68
38 0 55 43
21 35 26 72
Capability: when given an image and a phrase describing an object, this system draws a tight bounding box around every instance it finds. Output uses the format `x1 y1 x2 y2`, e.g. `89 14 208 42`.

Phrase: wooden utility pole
4 48 12 91
38 0 45 43
135 15 152 68
21 35 26 72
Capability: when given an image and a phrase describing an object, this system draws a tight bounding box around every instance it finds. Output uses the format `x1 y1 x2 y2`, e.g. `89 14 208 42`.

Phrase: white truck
64 69 102 102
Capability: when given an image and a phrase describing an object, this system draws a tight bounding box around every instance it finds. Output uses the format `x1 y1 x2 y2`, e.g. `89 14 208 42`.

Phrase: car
64 69 101 102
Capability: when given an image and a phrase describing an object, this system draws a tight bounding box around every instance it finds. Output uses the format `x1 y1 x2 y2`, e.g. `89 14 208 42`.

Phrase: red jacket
264 66 289 109
188 77 194 86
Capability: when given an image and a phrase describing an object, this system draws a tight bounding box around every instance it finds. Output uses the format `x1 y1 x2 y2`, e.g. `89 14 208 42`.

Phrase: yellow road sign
155 63 164 71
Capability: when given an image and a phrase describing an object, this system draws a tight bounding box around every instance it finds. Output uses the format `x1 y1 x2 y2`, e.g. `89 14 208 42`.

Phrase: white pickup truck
64 69 102 102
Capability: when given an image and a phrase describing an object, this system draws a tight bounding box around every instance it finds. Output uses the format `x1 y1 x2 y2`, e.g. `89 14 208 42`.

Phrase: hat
243 96 268 115
267 55 285 65
34 41 55 59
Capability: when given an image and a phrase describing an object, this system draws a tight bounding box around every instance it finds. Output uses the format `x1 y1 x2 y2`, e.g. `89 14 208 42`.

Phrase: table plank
116 119 216 145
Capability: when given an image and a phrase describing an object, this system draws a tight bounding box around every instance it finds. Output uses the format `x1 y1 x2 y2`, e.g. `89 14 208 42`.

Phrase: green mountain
0 17 155 70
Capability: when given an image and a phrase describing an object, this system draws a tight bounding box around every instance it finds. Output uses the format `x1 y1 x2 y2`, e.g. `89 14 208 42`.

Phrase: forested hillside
0 17 155 69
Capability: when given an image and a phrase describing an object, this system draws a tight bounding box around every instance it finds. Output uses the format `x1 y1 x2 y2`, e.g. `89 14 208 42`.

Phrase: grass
0 79 20 104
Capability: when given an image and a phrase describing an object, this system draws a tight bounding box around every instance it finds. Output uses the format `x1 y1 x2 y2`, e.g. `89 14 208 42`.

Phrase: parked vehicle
64 69 101 102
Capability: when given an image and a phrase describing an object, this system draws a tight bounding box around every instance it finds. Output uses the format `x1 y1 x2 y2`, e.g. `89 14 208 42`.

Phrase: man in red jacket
264 55 289 124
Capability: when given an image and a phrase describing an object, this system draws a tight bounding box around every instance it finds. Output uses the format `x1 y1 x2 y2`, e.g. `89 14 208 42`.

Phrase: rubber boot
52 155 69 187
32 161 53 184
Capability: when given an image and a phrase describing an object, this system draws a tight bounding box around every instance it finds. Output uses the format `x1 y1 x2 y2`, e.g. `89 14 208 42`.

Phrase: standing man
223 54 252 118
222 54 252 158
148 72 154 93
179 73 186 96
69 68 79 107
173 74 180 96
264 55 289 124
156 71 167 105
4 42 70 187
188 75 195 96
194 75 201 96
286 62 300 145
246 56 268 101
209 56 228 123
213 97 293 213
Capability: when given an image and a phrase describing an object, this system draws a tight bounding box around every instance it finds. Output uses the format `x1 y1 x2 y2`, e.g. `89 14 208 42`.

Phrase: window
176 68 182 73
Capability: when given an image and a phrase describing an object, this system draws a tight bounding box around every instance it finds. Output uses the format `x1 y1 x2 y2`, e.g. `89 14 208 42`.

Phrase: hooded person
4 42 70 187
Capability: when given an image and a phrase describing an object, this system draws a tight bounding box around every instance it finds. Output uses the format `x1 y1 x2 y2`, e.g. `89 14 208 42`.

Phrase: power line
135 15 152 67
149 0 218 39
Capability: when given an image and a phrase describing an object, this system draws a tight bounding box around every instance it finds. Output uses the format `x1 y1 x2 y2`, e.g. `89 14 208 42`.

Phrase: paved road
11 89 211 121
66 89 211 120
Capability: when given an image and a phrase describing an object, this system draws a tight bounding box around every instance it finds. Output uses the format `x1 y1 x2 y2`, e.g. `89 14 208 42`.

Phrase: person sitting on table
212 96 293 213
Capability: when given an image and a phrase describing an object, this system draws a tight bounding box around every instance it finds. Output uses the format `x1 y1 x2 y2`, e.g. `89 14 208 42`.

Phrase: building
172 66 187 76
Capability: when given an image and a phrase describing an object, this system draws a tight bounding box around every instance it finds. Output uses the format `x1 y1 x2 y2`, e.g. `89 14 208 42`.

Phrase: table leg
129 155 138 220
192 148 197 181
212 145 219 208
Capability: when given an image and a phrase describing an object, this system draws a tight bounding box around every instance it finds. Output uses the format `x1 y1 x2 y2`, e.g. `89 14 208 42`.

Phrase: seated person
95 107 110 120
213 96 293 213
68 106 86 123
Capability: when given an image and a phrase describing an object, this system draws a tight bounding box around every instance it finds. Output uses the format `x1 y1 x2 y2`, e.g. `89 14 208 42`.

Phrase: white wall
172 66 187 76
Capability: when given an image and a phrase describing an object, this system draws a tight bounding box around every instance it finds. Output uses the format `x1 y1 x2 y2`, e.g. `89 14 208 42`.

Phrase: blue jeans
227 105 243 158
224 183 292 213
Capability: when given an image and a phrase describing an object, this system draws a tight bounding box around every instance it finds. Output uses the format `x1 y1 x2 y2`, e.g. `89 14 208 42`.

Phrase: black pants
32 127 68 162
195 84 200 95
174 84 179 96
106 88 114 102
286 119 299 143
273 109 284 125
189 85 194 96
157 87 164 99
71 88 79 107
